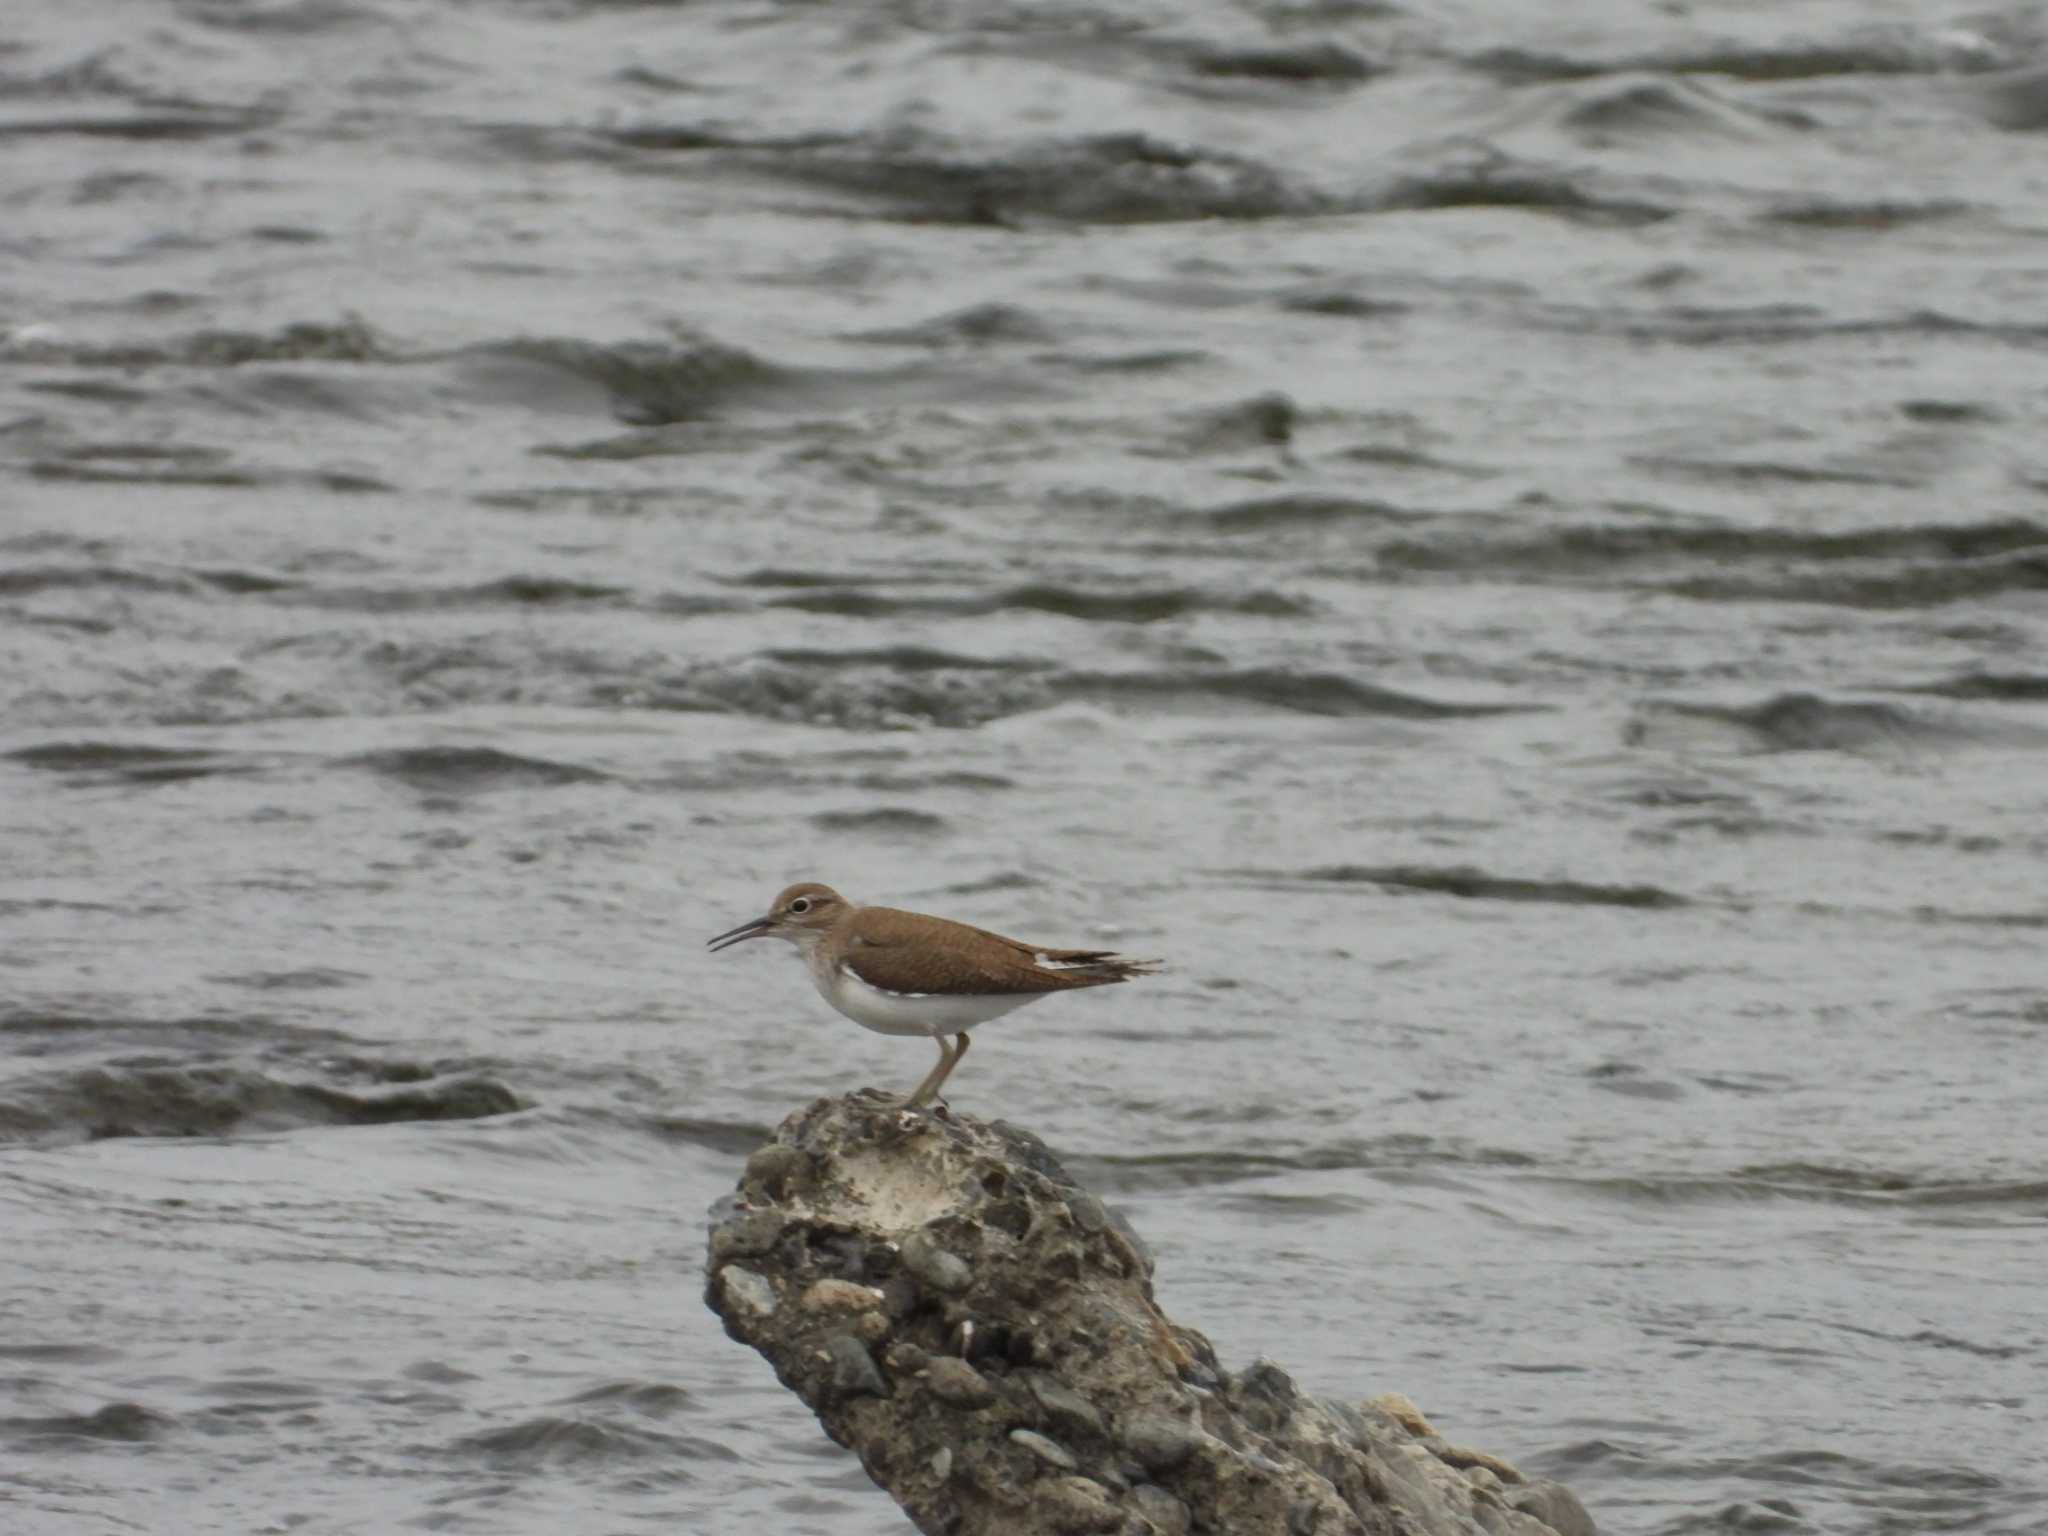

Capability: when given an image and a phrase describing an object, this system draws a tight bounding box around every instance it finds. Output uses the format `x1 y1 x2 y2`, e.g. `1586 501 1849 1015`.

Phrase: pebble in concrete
924 1356 997 1409
827 1334 887 1399
1009 1428 1079 1472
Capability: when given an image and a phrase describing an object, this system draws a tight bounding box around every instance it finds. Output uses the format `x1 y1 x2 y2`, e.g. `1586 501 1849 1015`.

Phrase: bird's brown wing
842 907 1157 996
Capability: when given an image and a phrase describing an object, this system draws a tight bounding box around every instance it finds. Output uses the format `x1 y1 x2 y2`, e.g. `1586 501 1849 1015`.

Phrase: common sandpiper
708 882 1159 1107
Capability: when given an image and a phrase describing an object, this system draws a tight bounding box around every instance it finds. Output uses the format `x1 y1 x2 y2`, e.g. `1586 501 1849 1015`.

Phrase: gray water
5 1 2048 1532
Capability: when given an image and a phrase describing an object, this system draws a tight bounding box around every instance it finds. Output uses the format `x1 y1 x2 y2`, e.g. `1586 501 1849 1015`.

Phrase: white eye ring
790 897 812 914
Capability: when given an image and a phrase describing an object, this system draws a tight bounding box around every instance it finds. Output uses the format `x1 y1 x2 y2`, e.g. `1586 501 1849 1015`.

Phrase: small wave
1184 41 1378 84
296 575 630 611
1215 1190 1373 1219
852 770 1015 793
1370 155 1674 226
1587 305 2048 349
1899 399 2000 424
193 567 301 594
693 130 1327 225
671 660 1529 729
1169 390 1299 451
0 560 319 600
0 317 384 368
346 746 610 790
562 1381 694 1416
0 1402 169 1442
1603 1444 2010 1531
448 1414 736 1469
1380 515 2048 607
1632 453 1922 489
0 564 198 598
933 871 1042 897
1669 549 2048 607
0 1342 122 1363
0 110 273 144
0 1064 522 1145
30 458 263 489
1901 671 2048 701
205 968 366 992
1234 863 1690 908
1377 516 2048 579
1469 33 1989 85
1553 76 1807 142
1048 348 1210 374
1052 668 1536 718
1970 63 2048 131
1204 493 1437 534
1828 1322 2024 1360
716 567 865 590
4 741 262 785
0 1006 348 1054
0 52 144 102
0 530 107 557
1072 1134 1535 1194
1762 197 1973 230
23 438 263 484
1546 1172 1874 1207
455 334 779 424
761 582 1310 622
1279 292 1410 321
943 28 1376 105
1625 694 1980 754
28 461 394 494
643 1115 777 1157
845 301 1059 347
184 0 384 37
1586 1061 1688 1101
808 806 949 836
1545 1163 2048 1213
1882 1177 2048 1209
677 655 1048 729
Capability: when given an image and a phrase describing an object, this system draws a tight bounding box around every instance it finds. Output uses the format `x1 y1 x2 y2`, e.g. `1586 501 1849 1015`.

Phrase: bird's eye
790 897 812 914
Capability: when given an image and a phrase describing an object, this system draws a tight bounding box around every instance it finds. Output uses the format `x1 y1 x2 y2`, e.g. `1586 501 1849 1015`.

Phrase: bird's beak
707 914 776 952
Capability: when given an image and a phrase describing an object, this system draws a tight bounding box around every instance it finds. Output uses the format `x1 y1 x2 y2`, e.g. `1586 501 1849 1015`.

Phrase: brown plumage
833 903 1153 997
707 881 1159 1106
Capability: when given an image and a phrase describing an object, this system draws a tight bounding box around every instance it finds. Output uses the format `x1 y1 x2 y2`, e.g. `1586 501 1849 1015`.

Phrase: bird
707 882 1158 1107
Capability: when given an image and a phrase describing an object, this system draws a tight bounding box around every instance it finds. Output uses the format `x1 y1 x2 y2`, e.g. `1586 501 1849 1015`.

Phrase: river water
4 1 2047 1532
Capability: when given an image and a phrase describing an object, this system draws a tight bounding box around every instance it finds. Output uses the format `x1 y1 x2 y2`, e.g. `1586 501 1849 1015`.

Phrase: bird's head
707 882 848 953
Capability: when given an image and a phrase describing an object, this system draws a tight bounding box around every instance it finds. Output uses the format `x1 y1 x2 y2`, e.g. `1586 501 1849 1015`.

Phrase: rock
1010 1428 1080 1471
886 1340 931 1375
900 1230 974 1294
1510 1481 1599 1536
1123 1412 1205 1473
742 1142 807 1202
924 1356 997 1409
1065 1191 1110 1233
1131 1482 1190 1535
826 1334 887 1399
1367 1391 1433 1438
716 1265 776 1318
803 1278 884 1313
1022 1369 1107 1440
1040 1474 1122 1532
707 1206 782 1262
704 1092 1597 1536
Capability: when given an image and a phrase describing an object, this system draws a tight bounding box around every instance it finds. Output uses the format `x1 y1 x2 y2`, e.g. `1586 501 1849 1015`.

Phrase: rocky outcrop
705 1091 1596 1536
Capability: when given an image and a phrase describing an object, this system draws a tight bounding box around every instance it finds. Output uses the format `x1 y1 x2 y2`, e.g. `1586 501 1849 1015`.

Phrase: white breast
814 963 1039 1038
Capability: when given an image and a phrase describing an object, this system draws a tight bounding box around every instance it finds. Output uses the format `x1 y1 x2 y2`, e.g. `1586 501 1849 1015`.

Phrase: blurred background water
4 1 2047 1532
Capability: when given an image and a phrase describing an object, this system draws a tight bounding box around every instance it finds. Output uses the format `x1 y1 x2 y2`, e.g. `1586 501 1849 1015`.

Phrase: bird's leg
903 1035 957 1108
903 1032 970 1109
939 1031 970 1106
